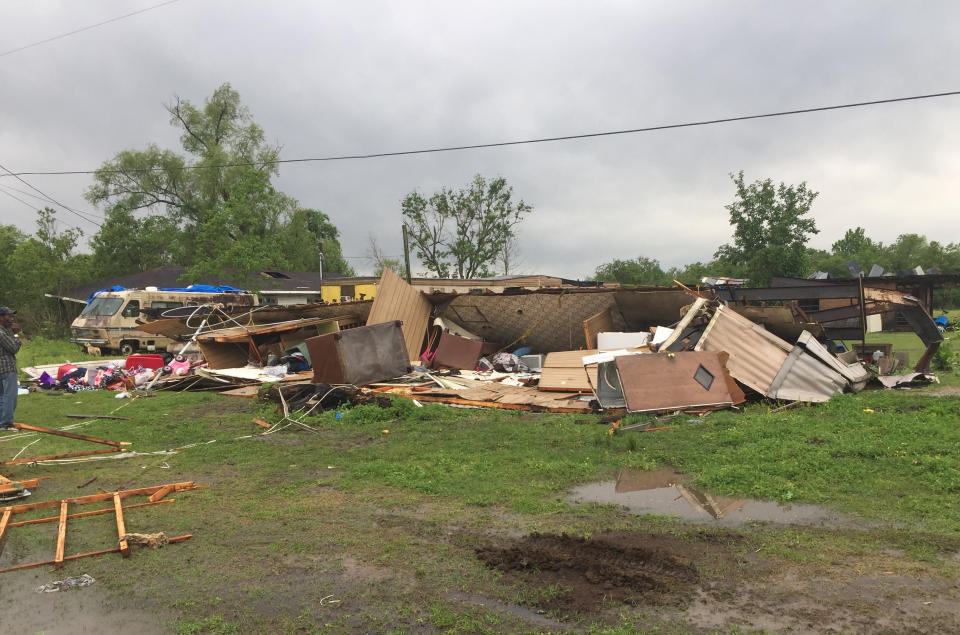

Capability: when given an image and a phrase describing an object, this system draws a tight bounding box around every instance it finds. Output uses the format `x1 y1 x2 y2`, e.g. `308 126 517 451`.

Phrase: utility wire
0 0 184 59
3 88 959 178
0 162 102 227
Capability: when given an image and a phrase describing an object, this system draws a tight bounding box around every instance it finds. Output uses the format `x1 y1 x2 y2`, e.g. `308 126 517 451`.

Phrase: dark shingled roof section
56 266 346 302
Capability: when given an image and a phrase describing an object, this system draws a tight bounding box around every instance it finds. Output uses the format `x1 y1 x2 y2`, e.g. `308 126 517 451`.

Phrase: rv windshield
80 297 124 317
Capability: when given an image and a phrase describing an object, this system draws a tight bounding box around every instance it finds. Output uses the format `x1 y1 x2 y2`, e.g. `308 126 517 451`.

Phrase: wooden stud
114 493 129 557
148 485 174 502
0 509 10 554
1 447 122 466
9 499 175 528
55 501 68 569
251 418 272 429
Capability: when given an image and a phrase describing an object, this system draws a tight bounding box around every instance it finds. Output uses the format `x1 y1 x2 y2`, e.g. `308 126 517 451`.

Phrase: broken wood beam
77 476 98 489
251 418 272 429
55 501 68 569
8 499 175 528
114 493 129 557
148 485 175 502
0 509 10 552
0 534 192 574
1 447 122 466
65 414 133 421
0 482 200 515
12 422 127 447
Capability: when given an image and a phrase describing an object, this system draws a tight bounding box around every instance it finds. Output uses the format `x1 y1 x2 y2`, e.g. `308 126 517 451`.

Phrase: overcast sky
2 1 959 279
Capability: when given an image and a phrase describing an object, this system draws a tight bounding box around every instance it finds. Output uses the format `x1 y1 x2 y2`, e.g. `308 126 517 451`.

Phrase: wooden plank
114 493 129 557
402 393 594 413
12 422 126 447
148 485 175 502
367 268 431 361
539 366 595 393
65 414 132 420
9 499 175 527
1 447 122 466
0 534 192 574
55 501 68 569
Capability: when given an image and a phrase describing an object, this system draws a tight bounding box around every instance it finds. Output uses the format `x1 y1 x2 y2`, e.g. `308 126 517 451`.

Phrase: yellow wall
321 283 378 303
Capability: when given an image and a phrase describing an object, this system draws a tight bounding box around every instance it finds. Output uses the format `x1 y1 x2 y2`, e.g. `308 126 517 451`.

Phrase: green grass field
2 341 959 632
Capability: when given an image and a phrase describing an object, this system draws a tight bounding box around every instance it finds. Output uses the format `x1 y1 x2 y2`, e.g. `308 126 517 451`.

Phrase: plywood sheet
539 349 599 393
367 268 432 360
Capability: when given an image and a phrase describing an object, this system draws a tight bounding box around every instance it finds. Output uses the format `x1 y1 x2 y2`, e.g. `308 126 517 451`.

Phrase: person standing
0 306 21 430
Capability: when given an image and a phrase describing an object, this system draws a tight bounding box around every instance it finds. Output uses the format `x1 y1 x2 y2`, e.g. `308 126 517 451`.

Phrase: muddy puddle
569 469 852 527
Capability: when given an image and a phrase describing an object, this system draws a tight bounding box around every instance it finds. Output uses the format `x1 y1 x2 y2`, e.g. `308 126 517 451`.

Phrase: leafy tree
594 256 671 286
714 171 819 286
4 208 90 335
86 83 350 283
401 175 532 278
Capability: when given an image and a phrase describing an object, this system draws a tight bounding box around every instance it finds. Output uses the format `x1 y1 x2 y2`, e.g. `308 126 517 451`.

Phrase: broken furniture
307 321 412 385
0 481 203 573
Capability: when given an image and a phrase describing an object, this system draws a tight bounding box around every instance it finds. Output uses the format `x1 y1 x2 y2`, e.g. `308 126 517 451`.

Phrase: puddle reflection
570 468 846 527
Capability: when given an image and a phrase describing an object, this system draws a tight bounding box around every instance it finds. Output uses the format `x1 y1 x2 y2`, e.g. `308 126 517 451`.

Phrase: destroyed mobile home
23 268 944 416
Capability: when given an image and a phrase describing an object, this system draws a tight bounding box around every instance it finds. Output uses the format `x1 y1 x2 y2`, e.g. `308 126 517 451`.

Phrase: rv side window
80 297 124 316
121 300 141 318
151 301 183 310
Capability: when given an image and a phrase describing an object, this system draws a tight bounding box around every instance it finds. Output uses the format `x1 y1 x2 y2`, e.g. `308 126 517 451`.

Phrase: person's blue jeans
0 371 18 425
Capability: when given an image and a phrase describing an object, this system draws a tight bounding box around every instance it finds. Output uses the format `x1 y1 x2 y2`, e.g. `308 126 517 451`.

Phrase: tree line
593 172 960 292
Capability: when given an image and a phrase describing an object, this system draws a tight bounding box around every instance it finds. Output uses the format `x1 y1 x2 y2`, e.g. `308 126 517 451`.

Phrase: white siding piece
657 297 707 350
796 330 869 392
597 331 650 350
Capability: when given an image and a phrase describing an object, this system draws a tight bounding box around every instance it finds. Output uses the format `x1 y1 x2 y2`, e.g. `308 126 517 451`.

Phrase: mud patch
475 531 721 615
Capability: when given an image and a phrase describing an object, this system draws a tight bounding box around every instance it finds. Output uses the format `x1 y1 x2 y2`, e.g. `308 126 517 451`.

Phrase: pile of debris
24 268 946 415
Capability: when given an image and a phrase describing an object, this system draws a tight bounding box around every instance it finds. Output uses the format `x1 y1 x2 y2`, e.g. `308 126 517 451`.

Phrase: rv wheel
119 341 136 356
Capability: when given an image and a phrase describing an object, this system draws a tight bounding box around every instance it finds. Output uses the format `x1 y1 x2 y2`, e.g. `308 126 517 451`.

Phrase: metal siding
694 306 790 394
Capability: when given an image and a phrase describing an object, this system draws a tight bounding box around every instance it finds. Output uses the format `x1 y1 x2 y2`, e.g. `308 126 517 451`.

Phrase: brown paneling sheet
614 351 742 413
367 268 432 360
583 308 614 349
431 332 483 370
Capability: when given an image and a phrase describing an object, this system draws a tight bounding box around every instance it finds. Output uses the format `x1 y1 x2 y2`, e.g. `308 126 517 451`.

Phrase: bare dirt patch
475 530 739 615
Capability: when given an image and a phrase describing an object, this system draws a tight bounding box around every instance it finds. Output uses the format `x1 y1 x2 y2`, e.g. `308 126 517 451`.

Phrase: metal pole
402 224 412 284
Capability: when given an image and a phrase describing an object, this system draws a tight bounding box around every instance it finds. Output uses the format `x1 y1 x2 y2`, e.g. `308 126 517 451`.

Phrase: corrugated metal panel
797 330 869 387
367 268 432 360
768 345 847 402
694 305 790 394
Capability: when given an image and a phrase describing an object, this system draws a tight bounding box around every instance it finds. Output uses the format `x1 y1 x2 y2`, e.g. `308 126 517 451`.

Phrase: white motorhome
70 287 258 355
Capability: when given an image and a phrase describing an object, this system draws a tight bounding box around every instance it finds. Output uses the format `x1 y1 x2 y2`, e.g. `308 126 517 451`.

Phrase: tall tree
401 175 532 278
714 171 819 286
86 83 350 283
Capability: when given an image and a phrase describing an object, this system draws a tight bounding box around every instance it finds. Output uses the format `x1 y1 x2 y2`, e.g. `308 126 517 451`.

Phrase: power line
3 88 959 178
0 0 184 59
0 162 102 227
